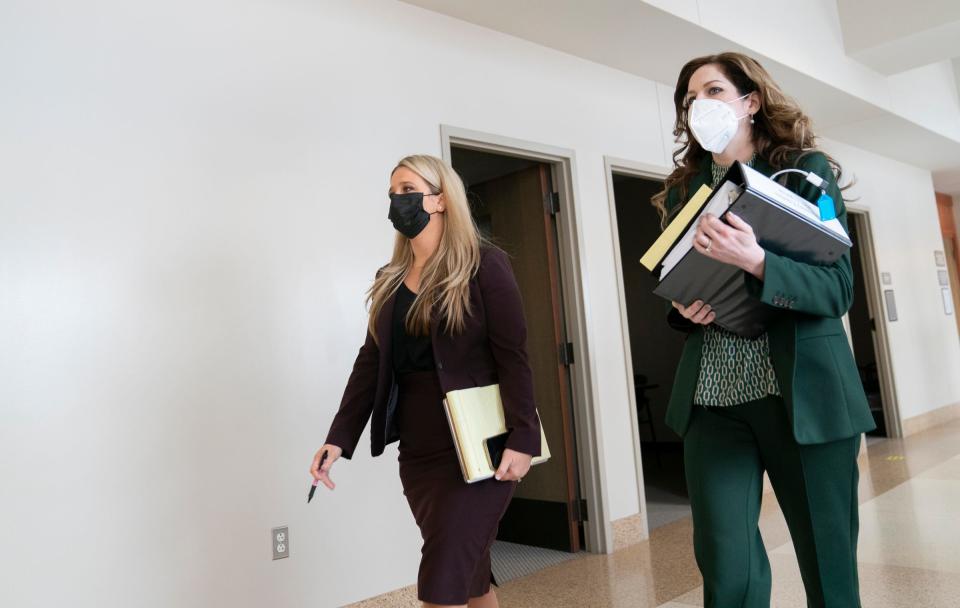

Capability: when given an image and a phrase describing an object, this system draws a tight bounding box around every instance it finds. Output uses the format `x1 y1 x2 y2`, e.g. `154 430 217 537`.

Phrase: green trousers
684 396 862 608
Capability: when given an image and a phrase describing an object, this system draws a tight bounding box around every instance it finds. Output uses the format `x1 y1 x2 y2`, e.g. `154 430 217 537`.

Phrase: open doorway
608 168 690 531
846 210 902 439
449 145 586 579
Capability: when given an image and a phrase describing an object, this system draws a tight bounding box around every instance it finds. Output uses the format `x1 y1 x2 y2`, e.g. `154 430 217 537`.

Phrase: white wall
836 0 960 74
836 0 960 52
2 1 959 607
0 1 658 606
887 61 960 139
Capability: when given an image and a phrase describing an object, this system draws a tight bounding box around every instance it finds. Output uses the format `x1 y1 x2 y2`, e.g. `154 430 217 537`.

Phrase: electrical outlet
272 526 289 560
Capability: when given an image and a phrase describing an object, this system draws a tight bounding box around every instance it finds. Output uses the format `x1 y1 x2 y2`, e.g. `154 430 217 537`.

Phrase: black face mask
388 192 437 239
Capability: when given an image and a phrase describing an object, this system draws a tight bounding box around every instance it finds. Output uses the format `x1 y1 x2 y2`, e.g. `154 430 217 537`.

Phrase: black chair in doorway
633 374 661 468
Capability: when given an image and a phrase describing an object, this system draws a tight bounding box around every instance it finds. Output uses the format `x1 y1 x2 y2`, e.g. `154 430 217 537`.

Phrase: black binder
650 161 852 338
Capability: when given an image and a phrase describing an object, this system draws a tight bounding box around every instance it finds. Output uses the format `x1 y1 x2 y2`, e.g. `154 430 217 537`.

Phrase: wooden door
936 193 960 336
470 164 583 552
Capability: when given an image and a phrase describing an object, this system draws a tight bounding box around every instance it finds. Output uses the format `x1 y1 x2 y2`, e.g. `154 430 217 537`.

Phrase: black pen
308 451 329 503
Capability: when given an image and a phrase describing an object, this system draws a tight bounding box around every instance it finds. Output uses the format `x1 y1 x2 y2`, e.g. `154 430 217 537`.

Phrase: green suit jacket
663 152 876 445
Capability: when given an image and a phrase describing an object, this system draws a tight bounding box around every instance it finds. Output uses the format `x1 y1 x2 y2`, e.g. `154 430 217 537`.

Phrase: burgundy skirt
396 370 516 605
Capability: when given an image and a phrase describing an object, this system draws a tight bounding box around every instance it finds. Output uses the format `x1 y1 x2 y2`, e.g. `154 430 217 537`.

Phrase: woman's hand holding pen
310 444 343 491
693 212 766 280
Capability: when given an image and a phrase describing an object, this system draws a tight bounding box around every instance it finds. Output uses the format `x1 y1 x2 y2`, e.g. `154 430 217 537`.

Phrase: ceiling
401 0 960 196
836 0 960 76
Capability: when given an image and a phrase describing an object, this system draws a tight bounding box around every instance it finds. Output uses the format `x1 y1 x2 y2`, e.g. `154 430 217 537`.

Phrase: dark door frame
441 124 611 554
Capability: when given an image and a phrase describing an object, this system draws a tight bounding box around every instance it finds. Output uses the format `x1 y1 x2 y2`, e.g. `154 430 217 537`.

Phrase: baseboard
902 401 960 437
611 513 647 550
344 584 419 607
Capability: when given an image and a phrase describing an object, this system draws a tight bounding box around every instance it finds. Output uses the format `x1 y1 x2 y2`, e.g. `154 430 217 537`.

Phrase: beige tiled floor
350 419 960 607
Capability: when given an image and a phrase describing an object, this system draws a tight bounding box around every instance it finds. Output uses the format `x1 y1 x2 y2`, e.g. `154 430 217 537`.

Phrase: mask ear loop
731 92 753 121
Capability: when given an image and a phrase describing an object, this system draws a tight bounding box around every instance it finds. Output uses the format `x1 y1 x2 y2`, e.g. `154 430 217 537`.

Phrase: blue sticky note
817 191 836 221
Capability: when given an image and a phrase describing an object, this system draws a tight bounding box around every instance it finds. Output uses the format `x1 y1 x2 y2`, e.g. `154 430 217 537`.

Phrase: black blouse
392 282 436 374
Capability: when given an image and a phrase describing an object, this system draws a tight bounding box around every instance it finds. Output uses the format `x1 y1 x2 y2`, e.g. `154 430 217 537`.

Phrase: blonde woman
654 53 874 606
309 155 542 608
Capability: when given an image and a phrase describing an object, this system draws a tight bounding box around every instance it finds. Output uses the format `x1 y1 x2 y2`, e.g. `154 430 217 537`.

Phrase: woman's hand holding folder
672 211 764 330
672 299 716 325
494 448 532 482
692 211 766 280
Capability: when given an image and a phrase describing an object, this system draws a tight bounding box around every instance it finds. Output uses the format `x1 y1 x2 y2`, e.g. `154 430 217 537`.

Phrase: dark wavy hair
651 52 851 226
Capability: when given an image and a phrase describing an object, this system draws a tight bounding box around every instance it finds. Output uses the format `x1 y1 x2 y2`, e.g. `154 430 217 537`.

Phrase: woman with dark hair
654 52 875 607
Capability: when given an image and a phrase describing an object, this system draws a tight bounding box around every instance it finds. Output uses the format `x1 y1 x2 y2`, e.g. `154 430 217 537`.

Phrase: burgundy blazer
324 246 542 460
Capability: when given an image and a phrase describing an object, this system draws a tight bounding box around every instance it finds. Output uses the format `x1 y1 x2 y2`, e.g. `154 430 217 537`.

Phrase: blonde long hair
366 155 486 342
652 52 850 226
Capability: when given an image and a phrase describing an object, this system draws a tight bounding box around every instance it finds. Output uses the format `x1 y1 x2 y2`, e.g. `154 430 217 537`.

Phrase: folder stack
641 161 852 337
443 384 551 484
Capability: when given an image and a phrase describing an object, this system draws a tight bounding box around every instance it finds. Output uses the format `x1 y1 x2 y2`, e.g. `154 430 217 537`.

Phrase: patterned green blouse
693 156 782 407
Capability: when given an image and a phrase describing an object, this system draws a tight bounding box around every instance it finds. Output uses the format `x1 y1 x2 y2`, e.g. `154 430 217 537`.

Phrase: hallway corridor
352 418 960 607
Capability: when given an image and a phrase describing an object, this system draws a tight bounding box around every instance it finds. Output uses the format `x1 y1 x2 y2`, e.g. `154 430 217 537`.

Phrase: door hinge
544 191 561 215
571 498 588 522
559 341 575 366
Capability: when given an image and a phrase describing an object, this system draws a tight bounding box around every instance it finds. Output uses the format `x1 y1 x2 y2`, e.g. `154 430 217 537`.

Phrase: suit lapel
690 159 712 194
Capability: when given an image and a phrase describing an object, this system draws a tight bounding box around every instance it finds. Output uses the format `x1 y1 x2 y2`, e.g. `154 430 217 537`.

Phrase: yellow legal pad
639 184 713 272
443 384 551 484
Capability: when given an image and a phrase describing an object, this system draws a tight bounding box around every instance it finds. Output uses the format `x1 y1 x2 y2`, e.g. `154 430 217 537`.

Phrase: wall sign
884 289 898 322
